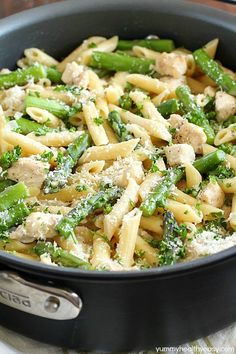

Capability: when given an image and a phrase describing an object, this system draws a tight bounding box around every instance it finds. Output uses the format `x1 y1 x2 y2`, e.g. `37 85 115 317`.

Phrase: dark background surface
0 0 235 18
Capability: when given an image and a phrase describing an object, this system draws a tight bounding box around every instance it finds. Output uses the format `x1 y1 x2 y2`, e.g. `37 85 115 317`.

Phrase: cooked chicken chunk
155 53 187 78
10 212 62 243
168 114 207 153
198 181 225 208
164 144 195 166
7 157 49 189
168 114 185 129
186 231 236 260
215 91 236 122
62 61 89 87
1 86 25 116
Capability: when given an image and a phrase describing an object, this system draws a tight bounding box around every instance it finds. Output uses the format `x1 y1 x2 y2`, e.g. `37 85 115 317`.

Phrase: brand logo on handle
0 287 31 308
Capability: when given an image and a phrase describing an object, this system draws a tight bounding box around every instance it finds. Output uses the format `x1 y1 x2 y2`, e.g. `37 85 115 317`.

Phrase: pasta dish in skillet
0 36 236 270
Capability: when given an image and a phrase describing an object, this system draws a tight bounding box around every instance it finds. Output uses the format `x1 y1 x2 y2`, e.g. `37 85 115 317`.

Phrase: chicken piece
10 212 62 243
7 157 49 189
164 144 195 166
101 156 144 187
62 61 89 87
186 231 236 260
174 122 207 154
168 114 185 129
215 91 236 122
198 182 225 208
168 114 207 154
204 86 216 97
155 53 187 78
1 86 25 116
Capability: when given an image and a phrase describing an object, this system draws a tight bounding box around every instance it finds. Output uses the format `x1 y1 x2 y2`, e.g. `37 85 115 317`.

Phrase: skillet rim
0 0 236 280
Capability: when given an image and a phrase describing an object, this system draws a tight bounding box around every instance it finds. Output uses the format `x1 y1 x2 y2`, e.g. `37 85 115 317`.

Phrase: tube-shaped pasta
140 215 163 235
57 36 106 71
24 48 58 67
129 90 169 126
126 123 154 151
91 233 111 269
27 130 83 147
185 163 202 188
126 74 167 94
214 124 236 146
204 38 219 58
110 104 171 141
135 235 158 266
26 107 62 127
3 131 50 155
39 183 90 202
165 199 203 223
79 138 139 163
219 177 236 193
116 208 142 268
83 102 109 146
104 178 139 239
139 172 162 201
79 160 105 174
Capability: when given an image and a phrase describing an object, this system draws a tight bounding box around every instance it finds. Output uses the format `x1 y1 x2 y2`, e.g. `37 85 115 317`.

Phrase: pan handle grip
0 271 82 320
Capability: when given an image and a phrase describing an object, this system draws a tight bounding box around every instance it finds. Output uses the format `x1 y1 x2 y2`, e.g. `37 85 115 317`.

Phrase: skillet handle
0 271 82 320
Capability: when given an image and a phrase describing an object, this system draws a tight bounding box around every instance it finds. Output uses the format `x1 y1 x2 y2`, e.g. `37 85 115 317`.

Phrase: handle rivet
44 296 60 313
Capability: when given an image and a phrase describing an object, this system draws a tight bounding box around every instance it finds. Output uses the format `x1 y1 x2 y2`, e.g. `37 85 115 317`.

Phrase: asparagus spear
140 150 225 216
159 211 186 266
219 143 236 157
0 146 21 170
223 115 236 128
33 241 91 269
193 150 225 174
156 99 181 118
25 95 82 120
0 202 29 232
176 85 215 144
43 133 91 194
193 48 236 96
108 110 134 142
140 168 184 216
0 182 29 212
0 180 15 193
119 94 133 110
117 39 175 52
0 64 47 89
90 51 155 74
56 185 122 239
46 67 62 83
15 117 52 135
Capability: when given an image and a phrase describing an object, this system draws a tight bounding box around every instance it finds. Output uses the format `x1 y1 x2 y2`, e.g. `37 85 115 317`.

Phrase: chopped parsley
37 151 53 163
0 146 21 170
76 184 88 192
119 94 132 110
54 85 82 95
103 203 112 214
219 143 236 157
34 125 51 136
209 164 236 179
93 116 104 126
88 42 97 48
